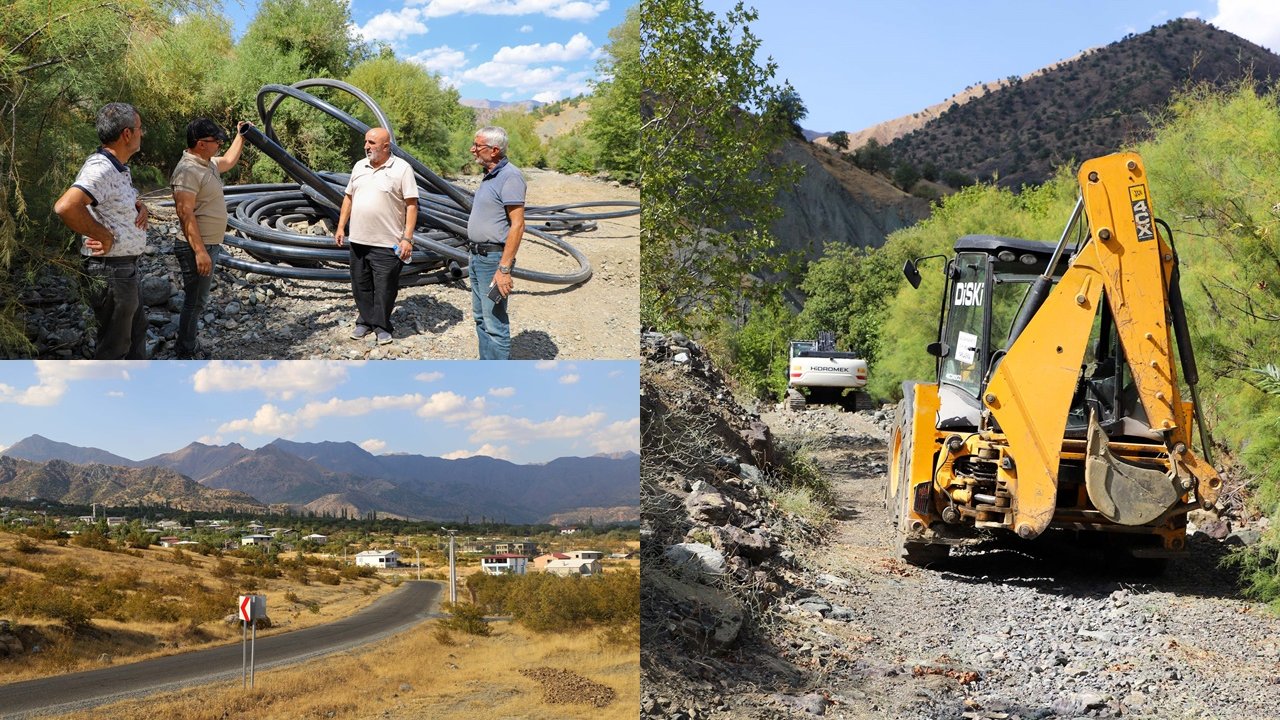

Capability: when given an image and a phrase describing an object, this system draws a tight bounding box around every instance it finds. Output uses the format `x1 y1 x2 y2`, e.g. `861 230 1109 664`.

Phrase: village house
531 552 570 571
495 541 538 556
240 534 273 547
481 554 528 575
355 550 400 568
545 558 602 576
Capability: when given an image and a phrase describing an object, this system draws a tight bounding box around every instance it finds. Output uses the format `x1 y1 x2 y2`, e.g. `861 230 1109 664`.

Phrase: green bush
440 601 491 636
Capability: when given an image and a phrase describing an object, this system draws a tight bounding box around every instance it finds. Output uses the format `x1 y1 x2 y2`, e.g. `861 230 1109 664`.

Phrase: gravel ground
20 169 638 360
667 405 1280 719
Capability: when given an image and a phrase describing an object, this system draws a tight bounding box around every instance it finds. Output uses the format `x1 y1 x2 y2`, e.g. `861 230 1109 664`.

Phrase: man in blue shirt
466 126 526 360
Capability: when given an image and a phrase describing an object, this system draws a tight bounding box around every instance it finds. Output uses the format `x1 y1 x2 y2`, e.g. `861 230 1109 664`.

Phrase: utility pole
440 527 457 603
416 547 421 581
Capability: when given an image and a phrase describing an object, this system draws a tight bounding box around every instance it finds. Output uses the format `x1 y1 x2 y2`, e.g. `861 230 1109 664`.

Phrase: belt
469 242 504 254
84 255 138 266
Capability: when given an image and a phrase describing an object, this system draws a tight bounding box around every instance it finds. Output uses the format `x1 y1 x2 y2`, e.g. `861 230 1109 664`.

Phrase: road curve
0 580 442 719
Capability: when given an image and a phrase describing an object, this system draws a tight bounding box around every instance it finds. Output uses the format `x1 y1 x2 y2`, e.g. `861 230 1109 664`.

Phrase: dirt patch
519 666 616 707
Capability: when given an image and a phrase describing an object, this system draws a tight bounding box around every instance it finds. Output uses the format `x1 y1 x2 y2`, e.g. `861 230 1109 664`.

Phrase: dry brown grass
49 619 639 720
0 533 390 682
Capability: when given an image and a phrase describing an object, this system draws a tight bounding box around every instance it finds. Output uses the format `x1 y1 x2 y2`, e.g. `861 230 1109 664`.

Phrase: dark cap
186 118 229 148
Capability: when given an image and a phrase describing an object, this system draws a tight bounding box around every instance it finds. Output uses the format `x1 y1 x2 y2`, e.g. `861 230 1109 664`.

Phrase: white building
481 554 528 575
355 550 400 568
568 550 604 561
240 534 273 547
302 533 329 544
545 558 602 576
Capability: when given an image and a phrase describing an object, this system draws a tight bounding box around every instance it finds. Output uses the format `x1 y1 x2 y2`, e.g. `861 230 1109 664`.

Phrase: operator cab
905 234 1157 440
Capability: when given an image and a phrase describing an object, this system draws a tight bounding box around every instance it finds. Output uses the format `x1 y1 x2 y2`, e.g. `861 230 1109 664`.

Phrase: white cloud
0 444 7 453
408 46 468 74
198 434 222 445
360 439 387 453
0 360 136 407
589 417 639 453
106 391 125 398
442 442 511 460
535 360 559 370
488 386 516 397
461 61 566 88
558 373 579 384
415 371 445 383
413 0 609 22
466 411 605 443
532 91 561 103
1210 0 1280 51
216 393 430 437
193 361 354 400
415 391 488 422
519 24 533 32
355 7 429 43
492 33 594 63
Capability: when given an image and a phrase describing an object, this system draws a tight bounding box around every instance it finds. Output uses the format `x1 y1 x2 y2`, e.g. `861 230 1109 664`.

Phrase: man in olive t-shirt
170 117 251 359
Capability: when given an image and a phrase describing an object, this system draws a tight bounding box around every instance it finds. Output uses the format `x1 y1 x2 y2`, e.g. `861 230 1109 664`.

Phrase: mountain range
1 435 638 523
775 18 1280 261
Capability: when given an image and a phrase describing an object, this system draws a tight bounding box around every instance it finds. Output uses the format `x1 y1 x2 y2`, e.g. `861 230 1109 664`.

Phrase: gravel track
731 406 1280 720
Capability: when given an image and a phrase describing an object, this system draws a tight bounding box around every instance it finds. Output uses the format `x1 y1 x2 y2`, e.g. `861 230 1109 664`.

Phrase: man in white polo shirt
53 102 150 359
335 127 419 345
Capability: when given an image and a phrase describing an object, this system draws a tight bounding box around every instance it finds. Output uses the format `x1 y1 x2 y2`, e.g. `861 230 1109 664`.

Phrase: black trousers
82 256 147 359
348 243 401 333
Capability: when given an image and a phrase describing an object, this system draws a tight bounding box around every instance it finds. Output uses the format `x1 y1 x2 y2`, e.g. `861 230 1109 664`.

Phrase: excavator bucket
1084 414 1179 526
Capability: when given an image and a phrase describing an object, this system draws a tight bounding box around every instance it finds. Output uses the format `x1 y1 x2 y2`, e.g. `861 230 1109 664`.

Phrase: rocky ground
17 169 638 360
641 332 1280 720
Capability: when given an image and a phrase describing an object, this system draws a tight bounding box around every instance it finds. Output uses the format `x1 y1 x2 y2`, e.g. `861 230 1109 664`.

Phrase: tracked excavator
886 153 1222 566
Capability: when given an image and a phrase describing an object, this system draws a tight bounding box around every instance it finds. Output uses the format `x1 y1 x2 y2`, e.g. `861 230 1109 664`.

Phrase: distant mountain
0 455 264 513
139 442 253 482
0 435 639 523
461 98 547 126
886 19 1280 188
3 434 139 468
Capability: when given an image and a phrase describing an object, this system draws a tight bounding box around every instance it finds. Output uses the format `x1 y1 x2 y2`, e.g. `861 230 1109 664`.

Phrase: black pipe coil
189 78 637 287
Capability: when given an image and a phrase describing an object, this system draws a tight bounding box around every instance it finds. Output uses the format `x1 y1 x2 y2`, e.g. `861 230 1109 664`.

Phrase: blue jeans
470 251 509 360
82 256 147 359
175 243 223 357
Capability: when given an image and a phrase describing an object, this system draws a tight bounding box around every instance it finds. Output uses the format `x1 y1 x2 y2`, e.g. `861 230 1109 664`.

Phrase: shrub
440 601 491 636
13 537 39 554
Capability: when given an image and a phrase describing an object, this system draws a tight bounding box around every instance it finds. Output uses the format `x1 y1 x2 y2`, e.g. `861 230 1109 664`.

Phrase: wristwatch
497 264 511 274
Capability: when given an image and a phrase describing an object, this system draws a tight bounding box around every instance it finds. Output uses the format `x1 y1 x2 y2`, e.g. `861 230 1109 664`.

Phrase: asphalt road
0 580 442 718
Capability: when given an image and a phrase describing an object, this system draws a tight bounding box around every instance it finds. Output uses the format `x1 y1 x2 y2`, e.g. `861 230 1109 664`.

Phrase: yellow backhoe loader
887 152 1221 566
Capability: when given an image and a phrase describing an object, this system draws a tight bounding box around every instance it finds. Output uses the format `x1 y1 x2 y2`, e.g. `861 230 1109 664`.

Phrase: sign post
238 594 266 688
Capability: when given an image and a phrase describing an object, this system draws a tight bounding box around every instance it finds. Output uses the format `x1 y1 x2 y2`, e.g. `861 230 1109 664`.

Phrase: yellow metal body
895 152 1221 552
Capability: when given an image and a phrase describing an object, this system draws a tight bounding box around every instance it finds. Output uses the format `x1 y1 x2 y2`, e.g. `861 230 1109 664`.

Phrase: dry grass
48 619 639 720
0 534 390 682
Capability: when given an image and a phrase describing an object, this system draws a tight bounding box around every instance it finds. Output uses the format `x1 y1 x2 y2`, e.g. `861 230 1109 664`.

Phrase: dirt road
705 407 1280 719
0 580 442 719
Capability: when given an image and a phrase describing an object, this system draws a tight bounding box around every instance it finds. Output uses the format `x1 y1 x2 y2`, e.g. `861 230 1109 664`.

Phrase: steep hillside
887 19 1280 188
0 456 264 512
770 139 932 258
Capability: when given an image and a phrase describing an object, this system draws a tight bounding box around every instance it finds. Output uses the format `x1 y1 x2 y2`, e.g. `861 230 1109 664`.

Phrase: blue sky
221 0 634 103
700 0 1280 132
0 361 638 463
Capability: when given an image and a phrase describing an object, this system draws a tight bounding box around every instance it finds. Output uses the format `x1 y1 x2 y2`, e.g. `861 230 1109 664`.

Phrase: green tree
343 56 474 174
228 0 370 179
641 0 802 331
851 138 892 173
827 130 850 150
587 5 639 178
893 161 921 192
487 108 546 169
